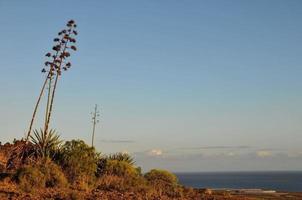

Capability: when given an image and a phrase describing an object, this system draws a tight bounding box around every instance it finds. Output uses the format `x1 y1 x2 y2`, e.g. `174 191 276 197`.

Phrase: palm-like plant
30 129 62 158
107 152 135 165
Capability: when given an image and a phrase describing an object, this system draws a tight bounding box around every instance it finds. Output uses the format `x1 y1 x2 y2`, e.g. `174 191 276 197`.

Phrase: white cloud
256 150 272 158
147 149 163 156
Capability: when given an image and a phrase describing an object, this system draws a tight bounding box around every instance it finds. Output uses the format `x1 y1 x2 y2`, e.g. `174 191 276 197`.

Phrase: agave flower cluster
42 20 77 76
43 20 78 135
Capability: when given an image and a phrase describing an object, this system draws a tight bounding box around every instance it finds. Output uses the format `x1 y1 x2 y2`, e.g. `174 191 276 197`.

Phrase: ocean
176 171 302 192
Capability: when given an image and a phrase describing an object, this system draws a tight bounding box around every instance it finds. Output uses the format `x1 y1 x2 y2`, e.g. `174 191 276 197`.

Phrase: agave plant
26 20 78 141
107 152 135 165
30 129 62 158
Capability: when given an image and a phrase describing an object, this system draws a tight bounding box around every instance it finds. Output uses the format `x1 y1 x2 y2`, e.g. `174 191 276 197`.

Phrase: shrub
97 160 147 192
58 140 99 187
14 159 67 193
96 153 136 177
144 169 178 185
39 159 68 188
144 169 180 197
104 160 139 177
14 165 45 193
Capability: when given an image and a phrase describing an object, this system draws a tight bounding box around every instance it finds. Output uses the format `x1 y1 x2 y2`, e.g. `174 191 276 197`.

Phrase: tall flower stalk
26 75 49 141
26 20 78 140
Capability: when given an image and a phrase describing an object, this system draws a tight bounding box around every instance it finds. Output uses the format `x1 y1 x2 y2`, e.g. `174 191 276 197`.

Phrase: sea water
176 171 302 192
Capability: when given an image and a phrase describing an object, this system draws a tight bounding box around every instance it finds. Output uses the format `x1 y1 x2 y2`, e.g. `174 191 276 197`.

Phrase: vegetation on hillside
0 137 213 199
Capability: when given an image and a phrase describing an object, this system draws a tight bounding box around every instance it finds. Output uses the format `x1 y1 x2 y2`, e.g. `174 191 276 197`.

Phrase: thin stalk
44 75 52 133
26 72 50 141
44 36 69 134
44 73 59 134
43 41 62 134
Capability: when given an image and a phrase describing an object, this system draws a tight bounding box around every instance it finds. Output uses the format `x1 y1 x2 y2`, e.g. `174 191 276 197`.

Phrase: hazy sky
0 0 302 172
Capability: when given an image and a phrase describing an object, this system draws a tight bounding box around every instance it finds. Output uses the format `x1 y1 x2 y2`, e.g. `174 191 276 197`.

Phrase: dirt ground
0 183 301 200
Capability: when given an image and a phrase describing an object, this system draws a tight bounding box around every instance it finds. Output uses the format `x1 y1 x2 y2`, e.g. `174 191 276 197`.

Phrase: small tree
58 140 99 185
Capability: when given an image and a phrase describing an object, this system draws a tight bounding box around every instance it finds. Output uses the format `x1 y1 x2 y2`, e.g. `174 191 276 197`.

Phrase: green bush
97 160 146 192
144 169 181 197
96 153 136 177
104 160 139 177
144 169 178 185
58 140 99 187
14 159 68 193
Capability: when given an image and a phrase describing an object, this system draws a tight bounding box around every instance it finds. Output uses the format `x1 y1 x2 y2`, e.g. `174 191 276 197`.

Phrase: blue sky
0 0 302 171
